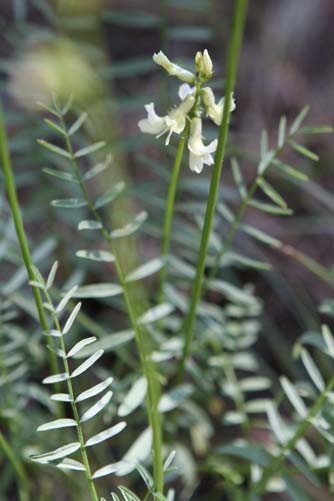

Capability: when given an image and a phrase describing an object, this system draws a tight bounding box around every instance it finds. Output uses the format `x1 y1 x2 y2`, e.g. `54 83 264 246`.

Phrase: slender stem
177 0 248 380
0 430 30 501
159 81 202 301
57 113 164 494
159 127 188 299
254 378 334 495
159 0 169 109
0 105 60 394
44 289 99 501
204 177 257 288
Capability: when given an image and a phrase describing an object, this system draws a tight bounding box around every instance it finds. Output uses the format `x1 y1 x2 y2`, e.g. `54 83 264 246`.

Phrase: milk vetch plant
138 48 238 303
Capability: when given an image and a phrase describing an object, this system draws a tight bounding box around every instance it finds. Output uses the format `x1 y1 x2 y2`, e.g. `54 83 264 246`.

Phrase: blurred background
0 0 333 499
1 0 333 369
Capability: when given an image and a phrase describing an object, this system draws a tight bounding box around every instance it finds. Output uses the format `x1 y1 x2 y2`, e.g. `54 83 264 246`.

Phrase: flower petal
138 103 166 135
203 153 214 166
189 152 204 174
178 83 195 101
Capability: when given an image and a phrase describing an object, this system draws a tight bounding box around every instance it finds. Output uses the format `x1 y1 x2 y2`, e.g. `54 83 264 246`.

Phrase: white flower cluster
138 50 236 174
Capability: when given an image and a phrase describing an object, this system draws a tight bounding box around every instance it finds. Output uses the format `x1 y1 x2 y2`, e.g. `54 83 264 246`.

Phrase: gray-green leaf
125 257 164 282
86 421 126 447
80 391 113 422
76 377 113 403
118 377 147 417
78 220 103 231
71 350 104 378
76 249 115 262
109 211 147 239
67 337 97 358
72 283 122 298
94 181 125 209
51 198 87 209
74 141 106 158
31 442 81 463
37 418 77 432
37 139 71 159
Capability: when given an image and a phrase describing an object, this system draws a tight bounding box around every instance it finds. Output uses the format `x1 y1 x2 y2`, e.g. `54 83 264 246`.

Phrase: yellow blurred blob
53 0 103 15
9 39 101 110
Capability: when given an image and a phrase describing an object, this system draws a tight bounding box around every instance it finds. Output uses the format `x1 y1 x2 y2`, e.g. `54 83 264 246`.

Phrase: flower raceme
138 50 236 173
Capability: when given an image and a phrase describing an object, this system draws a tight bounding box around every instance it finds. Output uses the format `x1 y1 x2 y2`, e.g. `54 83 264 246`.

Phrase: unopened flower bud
195 51 203 74
202 49 213 80
195 49 213 82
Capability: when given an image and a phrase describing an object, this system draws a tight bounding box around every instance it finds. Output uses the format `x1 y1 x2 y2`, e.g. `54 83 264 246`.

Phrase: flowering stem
159 126 188 299
0 105 61 395
177 0 248 380
159 81 203 301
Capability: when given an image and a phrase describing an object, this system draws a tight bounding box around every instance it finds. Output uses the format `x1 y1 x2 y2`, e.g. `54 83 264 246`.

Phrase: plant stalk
0 431 30 501
0 105 60 392
177 0 248 380
159 128 188 299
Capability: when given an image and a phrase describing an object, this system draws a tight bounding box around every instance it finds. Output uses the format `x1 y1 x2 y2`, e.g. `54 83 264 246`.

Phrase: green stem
159 127 188 299
0 430 30 501
43 289 98 501
0 105 60 394
159 80 203 302
254 378 334 494
177 0 248 380
204 176 257 288
57 113 164 494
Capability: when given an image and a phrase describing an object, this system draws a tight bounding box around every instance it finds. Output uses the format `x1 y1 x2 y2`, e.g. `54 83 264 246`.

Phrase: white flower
187 117 218 174
161 95 195 145
178 83 196 100
138 103 166 135
153 51 195 83
138 95 195 145
202 87 236 126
